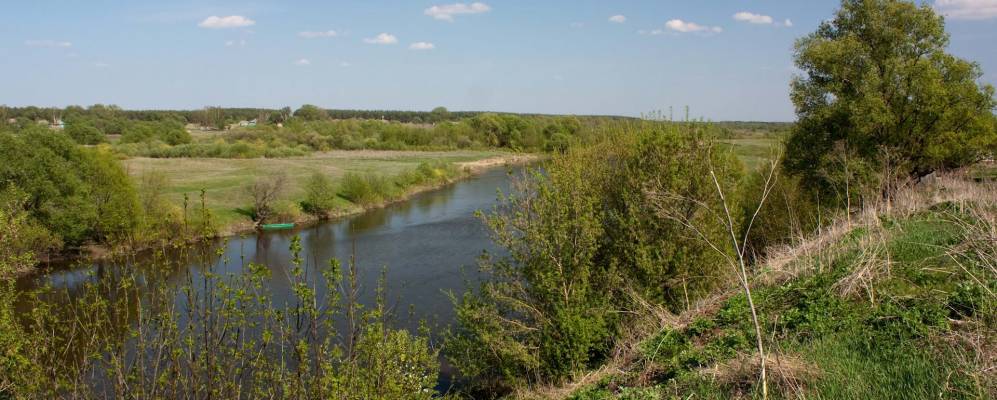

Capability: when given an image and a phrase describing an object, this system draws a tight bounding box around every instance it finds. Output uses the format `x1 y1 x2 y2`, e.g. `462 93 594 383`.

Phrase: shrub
301 172 339 217
446 123 744 390
338 172 398 206
65 121 106 145
0 128 141 247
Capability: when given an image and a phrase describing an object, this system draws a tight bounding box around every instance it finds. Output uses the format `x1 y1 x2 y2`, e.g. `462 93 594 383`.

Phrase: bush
65 121 106 145
0 128 141 247
301 172 339 216
338 172 398 206
446 123 744 390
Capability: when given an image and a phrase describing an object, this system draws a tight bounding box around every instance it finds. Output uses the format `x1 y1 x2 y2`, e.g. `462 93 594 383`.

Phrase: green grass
564 208 995 399
123 150 508 229
719 138 782 171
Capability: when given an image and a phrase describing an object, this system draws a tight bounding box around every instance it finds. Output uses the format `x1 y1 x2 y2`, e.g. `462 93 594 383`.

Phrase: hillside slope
519 174 996 400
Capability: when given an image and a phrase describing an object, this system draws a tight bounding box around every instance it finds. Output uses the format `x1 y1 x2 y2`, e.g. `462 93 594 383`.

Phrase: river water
15 164 523 389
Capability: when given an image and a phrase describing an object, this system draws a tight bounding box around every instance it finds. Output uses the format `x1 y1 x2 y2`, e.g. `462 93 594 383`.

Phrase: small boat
260 223 295 231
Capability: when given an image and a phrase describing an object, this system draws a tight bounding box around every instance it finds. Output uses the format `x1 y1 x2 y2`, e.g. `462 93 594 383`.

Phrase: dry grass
512 170 996 400
701 352 820 399
759 171 997 286
830 231 891 302
938 322 997 397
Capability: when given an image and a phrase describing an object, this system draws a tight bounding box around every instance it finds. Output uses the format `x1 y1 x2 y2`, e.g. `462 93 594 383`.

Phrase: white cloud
25 39 72 48
783 19 794 27
298 30 338 38
609 15 627 23
424 2 491 21
340 61 352 67
570 22 585 28
409 41 436 50
364 33 398 44
733 11 774 24
934 0 997 20
295 58 311 66
665 19 723 33
225 39 247 47
198 15 255 29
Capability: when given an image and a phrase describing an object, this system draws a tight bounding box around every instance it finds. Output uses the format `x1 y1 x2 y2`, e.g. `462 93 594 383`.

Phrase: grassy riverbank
513 173 997 399
122 150 533 235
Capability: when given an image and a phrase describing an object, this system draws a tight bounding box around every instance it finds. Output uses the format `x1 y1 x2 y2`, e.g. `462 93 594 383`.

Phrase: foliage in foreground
445 123 745 394
0 234 443 399
562 200 996 400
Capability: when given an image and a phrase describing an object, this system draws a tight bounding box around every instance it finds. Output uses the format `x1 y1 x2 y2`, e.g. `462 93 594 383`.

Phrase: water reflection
15 165 522 387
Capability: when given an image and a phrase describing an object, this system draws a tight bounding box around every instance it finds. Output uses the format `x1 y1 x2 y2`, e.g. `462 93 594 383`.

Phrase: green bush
446 123 744 391
338 173 394 206
65 121 106 145
301 172 339 216
0 127 141 247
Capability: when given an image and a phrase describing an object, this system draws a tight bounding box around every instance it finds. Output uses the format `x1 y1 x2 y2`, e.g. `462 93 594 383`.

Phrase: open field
122 150 512 230
719 137 783 170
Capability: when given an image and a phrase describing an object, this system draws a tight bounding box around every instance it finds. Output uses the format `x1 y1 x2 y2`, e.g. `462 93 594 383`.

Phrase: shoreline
209 153 539 238
14 153 540 278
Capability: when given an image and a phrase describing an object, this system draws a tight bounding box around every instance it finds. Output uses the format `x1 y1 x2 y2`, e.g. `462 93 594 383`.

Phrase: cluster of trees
0 124 139 253
0 124 212 258
115 113 597 158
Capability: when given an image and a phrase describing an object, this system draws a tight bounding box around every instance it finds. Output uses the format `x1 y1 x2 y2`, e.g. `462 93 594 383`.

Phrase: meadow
122 149 512 231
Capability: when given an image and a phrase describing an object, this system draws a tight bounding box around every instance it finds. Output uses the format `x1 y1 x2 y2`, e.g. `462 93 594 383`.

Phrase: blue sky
2 1 995 121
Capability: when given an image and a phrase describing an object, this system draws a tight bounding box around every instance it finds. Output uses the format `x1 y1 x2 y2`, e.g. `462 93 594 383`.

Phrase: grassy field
719 137 783 171
120 137 779 233
122 150 509 230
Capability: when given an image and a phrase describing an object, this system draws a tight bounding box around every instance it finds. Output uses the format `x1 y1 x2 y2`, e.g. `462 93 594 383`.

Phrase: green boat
260 223 295 231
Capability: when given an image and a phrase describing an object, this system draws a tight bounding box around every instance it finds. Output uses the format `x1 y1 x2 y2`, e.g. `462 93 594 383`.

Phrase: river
15 164 524 390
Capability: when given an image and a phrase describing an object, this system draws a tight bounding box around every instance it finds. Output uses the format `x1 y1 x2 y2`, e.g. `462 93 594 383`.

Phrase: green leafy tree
294 104 329 121
0 127 140 248
301 172 338 217
429 106 451 123
65 120 106 145
785 0 997 200
81 148 142 242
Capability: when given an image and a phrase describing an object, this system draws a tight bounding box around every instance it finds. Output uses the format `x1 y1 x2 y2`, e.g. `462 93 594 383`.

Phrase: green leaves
787 0 997 200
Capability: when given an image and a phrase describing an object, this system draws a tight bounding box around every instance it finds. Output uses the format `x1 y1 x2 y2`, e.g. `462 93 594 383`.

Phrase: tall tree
294 104 328 121
785 0 996 197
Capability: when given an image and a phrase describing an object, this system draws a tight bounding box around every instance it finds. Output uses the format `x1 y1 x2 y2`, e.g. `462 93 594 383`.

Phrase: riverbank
15 152 539 277
214 152 540 237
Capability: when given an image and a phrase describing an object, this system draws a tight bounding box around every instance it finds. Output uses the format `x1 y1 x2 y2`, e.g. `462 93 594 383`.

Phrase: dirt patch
458 154 542 173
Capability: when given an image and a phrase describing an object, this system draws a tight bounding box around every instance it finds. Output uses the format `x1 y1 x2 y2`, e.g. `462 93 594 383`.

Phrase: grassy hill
518 173 996 400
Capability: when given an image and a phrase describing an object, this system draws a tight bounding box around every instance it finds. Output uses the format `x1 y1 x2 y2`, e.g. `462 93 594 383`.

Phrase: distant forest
0 104 786 130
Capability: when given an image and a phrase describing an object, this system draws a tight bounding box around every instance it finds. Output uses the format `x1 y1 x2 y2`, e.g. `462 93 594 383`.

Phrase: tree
247 173 287 225
785 0 997 199
294 104 328 121
300 172 338 217
429 106 450 123
65 120 106 145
